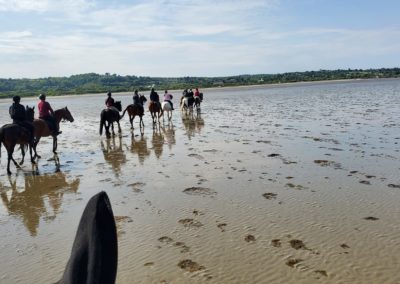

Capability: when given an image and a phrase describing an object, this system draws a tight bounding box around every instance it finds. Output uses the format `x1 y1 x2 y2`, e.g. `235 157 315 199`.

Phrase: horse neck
54 109 63 124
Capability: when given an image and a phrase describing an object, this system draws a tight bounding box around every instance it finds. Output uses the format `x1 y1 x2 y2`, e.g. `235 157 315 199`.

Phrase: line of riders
9 94 61 146
105 87 203 112
6 87 204 151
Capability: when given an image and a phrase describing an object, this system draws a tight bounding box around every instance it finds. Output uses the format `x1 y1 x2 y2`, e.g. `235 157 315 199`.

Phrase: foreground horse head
58 191 118 284
56 107 74 123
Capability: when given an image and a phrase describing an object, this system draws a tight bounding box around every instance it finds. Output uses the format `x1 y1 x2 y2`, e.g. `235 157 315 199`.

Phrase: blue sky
0 0 399 78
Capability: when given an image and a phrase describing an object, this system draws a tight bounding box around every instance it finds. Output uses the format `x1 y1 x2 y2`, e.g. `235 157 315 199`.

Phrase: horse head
114 101 122 112
26 105 35 122
140 95 147 105
62 107 74 122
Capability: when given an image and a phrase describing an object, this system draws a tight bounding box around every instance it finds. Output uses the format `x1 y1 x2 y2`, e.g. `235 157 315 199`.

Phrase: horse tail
99 112 105 135
121 106 128 119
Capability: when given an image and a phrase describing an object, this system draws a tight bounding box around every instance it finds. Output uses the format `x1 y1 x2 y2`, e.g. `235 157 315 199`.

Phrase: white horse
180 97 193 115
161 101 173 121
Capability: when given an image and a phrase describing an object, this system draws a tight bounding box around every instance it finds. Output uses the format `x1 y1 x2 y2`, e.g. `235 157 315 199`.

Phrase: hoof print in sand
263 193 277 200
178 259 205 272
178 218 203 228
364 216 379 221
158 236 174 244
286 258 303 268
388 184 400 188
289 239 308 250
271 239 281 247
314 270 328 277
217 223 227 232
245 234 256 242
183 187 216 196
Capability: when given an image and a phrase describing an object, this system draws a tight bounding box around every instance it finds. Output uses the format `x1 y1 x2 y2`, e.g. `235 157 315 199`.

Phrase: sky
0 0 399 78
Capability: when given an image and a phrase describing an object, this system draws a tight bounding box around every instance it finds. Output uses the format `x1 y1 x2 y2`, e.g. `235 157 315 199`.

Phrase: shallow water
0 79 400 283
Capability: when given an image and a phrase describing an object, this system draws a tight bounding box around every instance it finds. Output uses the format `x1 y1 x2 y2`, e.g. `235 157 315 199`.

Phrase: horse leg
111 122 115 136
29 142 35 164
7 144 20 175
117 121 121 133
129 115 134 129
20 145 25 165
33 137 41 159
53 136 58 154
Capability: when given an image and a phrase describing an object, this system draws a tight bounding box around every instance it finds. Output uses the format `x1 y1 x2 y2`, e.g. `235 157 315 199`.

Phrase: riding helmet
12 95 21 102
107 91 112 96
39 94 46 100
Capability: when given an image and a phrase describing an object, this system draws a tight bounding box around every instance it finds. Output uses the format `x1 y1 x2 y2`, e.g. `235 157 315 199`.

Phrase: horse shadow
101 136 126 177
0 171 80 236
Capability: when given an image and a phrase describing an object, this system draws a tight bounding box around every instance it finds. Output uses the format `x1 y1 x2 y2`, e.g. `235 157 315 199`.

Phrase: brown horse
149 101 162 124
121 95 147 130
26 106 74 159
0 123 35 175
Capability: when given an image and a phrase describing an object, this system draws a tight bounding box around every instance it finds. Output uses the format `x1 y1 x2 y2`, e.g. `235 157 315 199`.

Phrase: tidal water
0 79 399 283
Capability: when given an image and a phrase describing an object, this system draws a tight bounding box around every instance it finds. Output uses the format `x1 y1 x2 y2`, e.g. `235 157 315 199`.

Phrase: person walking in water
163 90 174 110
9 95 35 143
38 94 61 135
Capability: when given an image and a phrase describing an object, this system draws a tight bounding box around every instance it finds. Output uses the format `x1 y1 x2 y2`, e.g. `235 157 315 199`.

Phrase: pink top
194 90 200 97
38 100 54 118
164 93 173 101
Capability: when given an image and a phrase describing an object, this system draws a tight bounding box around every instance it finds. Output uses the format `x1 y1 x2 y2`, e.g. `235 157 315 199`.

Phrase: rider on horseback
9 95 35 143
38 94 61 136
132 90 144 113
149 88 161 109
163 90 174 110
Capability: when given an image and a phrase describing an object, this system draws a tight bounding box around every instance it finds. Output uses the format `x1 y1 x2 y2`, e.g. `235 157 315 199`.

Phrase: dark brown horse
121 95 147 130
26 106 74 159
100 101 122 138
0 123 35 175
149 101 162 124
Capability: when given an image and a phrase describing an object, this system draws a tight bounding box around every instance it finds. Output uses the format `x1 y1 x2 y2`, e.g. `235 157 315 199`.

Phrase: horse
121 95 147 130
148 101 162 124
58 191 118 284
0 123 35 175
194 95 202 112
180 96 194 115
99 101 122 138
26 106 74 159
161 101 173 121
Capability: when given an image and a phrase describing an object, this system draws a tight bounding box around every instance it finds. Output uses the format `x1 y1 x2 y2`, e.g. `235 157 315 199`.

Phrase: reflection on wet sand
101 136 126 177
161 122 176 150
181 112 205 139
0 172 80 236
151 126 164 159
129 134 151 165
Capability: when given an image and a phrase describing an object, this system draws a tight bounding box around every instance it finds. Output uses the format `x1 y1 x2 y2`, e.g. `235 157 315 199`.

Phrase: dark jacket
150 91 159 102
9 103 26 123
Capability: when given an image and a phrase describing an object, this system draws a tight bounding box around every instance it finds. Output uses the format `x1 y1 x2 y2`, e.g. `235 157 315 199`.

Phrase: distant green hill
1 68 399 98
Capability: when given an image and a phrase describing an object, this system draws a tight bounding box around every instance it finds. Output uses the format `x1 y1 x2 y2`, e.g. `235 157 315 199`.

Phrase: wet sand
0 79 400 283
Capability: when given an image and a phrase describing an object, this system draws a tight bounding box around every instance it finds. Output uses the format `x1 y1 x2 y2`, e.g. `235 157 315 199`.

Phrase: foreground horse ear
58 191 118 284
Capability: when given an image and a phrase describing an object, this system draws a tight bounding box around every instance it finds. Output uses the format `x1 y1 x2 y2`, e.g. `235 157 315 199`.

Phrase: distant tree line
1 68 399 98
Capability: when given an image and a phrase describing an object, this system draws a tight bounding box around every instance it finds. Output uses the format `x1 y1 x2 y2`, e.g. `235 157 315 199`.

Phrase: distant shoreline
0 77 399 102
